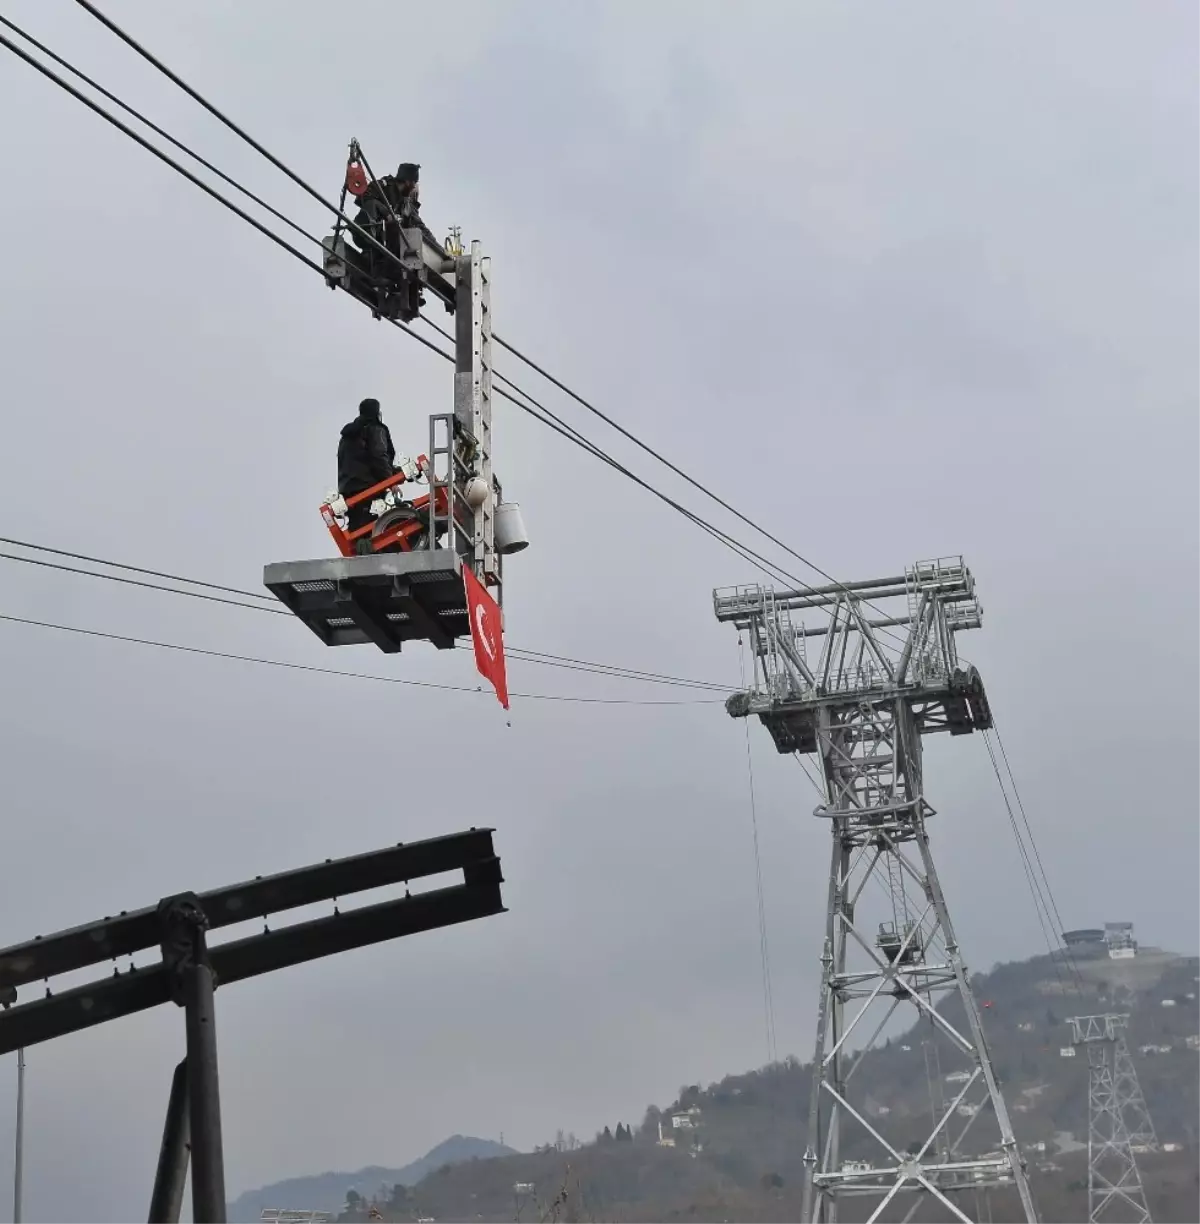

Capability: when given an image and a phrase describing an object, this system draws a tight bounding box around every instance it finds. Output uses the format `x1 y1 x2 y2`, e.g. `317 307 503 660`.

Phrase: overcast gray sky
0 2 1195 1220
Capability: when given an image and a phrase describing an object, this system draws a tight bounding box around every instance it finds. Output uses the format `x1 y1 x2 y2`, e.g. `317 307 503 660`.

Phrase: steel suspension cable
0 22 808 601
0 614 723 707
62 2 912 643
0 541 732 692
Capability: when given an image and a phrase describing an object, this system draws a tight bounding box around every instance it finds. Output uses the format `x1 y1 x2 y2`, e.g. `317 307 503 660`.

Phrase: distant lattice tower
1069 1014 1157 1223
714 558 1037 1224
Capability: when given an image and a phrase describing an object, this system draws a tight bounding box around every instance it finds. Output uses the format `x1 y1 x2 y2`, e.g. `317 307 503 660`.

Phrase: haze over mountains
228 1136 516 1221
232 945 1200 1222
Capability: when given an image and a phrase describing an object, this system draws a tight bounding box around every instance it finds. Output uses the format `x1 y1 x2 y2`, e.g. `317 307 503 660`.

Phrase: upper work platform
713 557 993 753
264 551 469 653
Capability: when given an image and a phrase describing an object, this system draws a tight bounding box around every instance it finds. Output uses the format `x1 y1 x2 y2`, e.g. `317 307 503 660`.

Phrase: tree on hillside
678 1084 702 1107
601 1125 614 1144
617 1122 633 1141
640 1106 662 1140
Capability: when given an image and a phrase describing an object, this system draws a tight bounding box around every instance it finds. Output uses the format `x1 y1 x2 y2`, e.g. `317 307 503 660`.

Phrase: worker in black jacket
350 162 440 319
337 398 396 538
351 163 439 268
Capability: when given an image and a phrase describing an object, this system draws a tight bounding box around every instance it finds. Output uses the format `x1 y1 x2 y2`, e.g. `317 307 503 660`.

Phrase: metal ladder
452 240 496 586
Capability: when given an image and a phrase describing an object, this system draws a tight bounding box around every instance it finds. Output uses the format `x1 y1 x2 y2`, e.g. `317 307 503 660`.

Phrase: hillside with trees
285 947 1198 1222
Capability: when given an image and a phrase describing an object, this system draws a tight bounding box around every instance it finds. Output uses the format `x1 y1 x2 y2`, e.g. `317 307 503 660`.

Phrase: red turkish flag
464 566 509 709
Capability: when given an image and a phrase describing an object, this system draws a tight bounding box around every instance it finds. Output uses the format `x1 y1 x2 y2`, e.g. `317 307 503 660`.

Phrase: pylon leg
799 699 1036 1224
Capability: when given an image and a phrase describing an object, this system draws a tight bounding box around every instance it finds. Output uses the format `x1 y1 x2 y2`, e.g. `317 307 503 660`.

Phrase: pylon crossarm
841 979 892 997
902 965 958 991
838 964 948 1003
827 809 928 838
833 1163 904 1186
927 1157 1010 1177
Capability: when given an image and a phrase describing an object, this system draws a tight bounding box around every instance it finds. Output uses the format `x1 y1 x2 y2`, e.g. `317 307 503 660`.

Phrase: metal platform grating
263 551 472 653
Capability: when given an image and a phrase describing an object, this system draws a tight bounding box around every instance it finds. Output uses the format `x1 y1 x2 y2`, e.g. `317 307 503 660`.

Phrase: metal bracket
158 893 212 1007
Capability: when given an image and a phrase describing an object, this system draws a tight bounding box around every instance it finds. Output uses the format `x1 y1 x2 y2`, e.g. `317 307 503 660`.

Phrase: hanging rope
739 637 778 1064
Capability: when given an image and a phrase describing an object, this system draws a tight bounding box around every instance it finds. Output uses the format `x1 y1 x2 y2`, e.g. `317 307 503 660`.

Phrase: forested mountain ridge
279 947 1199 1222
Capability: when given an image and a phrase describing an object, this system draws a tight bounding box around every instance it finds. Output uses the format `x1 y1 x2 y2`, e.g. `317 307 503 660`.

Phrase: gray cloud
0 0 1195 1218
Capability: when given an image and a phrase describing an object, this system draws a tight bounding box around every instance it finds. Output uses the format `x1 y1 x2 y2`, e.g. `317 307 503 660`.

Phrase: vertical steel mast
714 557 1036 1224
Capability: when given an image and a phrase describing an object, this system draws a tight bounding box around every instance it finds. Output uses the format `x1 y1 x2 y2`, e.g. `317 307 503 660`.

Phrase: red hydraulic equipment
318 455 462 559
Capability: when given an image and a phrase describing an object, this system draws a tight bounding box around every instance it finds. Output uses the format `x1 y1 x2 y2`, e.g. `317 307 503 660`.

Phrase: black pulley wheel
370 506 419 552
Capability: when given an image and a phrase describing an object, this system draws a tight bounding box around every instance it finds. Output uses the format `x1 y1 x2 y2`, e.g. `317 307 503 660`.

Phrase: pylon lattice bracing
715 558 1037 1224
1069 1014 1156 1223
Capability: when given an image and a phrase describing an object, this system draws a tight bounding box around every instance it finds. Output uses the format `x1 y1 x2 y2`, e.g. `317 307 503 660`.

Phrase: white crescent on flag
475 604 496 660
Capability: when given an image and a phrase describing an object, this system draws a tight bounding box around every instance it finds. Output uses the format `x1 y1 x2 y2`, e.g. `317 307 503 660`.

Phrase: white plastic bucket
494 501 529 554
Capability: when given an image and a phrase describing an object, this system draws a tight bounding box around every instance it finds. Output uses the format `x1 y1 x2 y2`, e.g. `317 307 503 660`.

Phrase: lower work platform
263 551 469 652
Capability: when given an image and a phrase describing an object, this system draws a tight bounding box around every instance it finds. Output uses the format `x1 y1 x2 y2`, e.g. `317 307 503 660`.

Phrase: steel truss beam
714 559 1036 1224
0 829 506 1223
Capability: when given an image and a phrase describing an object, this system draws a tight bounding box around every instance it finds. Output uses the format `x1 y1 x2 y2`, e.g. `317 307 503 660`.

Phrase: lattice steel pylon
1069 1014 1156 1223
714 558 1036 1224
1111 1026 1157 1153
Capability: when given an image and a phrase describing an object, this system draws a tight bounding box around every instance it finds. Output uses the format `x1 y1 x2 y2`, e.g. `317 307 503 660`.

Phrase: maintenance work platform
264 146 528 662
716 557 992 755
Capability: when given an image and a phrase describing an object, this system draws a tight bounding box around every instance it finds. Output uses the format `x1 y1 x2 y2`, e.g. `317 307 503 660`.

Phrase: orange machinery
319 455 456 558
